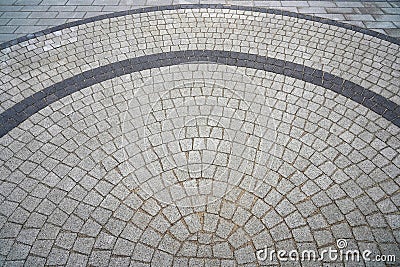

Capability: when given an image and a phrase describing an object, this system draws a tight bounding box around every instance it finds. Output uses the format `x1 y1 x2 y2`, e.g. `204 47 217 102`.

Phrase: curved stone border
0 50 399 139
0 4 399 50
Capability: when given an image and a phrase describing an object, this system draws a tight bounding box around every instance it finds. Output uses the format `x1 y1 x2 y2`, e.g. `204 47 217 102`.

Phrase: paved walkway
0 2 399 267
0 1 399 43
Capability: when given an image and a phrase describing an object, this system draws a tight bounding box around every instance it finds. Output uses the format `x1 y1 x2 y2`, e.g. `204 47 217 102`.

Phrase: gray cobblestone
0 4 399 266
47 247 69 265
67 253 88 266
0 1 398 43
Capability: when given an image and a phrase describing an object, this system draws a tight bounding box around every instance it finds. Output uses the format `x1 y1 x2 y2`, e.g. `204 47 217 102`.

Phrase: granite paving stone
0 1 398 43
0 3 399 267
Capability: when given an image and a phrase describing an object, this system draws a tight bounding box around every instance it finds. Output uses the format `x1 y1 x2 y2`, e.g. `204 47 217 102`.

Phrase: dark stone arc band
0 50 399 138
0 4 399 50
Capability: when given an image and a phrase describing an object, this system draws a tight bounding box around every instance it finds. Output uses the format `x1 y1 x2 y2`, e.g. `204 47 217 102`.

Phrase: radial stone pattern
0 5 399 267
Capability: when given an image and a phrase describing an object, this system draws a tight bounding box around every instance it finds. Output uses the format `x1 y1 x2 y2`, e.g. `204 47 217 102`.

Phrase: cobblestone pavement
0 1 400 43
0 4 400 267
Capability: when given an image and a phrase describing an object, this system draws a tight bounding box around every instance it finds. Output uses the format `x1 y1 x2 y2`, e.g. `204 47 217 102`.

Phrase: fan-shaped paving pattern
123 71 276 207
0 64 399 266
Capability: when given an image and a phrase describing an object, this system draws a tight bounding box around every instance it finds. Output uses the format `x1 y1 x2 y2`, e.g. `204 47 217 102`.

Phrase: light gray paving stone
0 5 399 266
1 12 30 18
0 6 22 11
0 33 15 42
385 28 400 37
325 7 355 13
270 222 291 241
102 5 133 11
88 250 111 266
66 0 94 5
281 1 309 7
292 226 314 242
315 13 345 20
356 6 385 14
55 232 77 250
28 11 58 18
253 1 281 7
40 0 68 5
30 240 53 257
14 25 43 33
374 14 400 22
345 14 376 21
119 0 147 4
56 11 85 18
335 1 364 8
131 243 153 262
94 232 116 249
14 0 41 4
0 26 17 33
314 229 334 247
0 0 17 5
48 5 75 11
20 5 49 11
297 7 327 13
7 243 30 261
75 5 103 11
114 238 134 256
382 7 400 14
46 247 69 265
67 253 88 266
272 6 298 12
92 0 119 5
234 246 255 264
308 1 336 7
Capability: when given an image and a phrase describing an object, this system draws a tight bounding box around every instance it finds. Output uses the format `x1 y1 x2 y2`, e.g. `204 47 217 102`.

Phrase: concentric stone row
2 4 400 50
0 63 398 266
1 6 399 115
0 4 399 267
1 50 399 140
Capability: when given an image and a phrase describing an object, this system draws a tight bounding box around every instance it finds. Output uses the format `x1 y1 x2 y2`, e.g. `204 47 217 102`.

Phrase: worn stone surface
0 0 400 43
0 4 399 267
